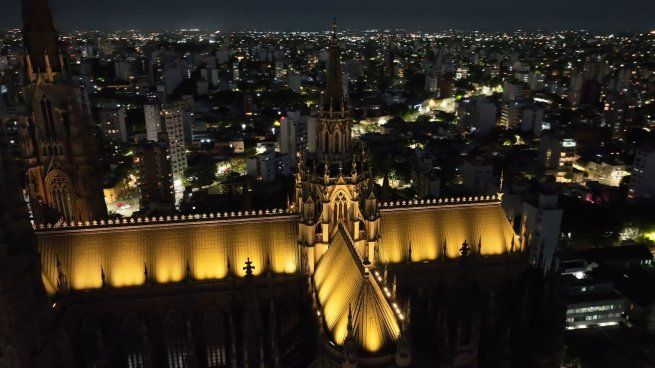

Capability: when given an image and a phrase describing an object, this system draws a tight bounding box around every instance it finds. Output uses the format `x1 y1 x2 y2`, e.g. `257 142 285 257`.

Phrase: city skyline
3 0 655 32
2 0 655 366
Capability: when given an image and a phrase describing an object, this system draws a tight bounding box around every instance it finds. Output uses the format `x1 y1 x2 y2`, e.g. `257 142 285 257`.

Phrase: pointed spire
21 0 62 74
44 48 53 81
25 54 35 81
460 240 470 258
56 255 68 292
392 274 397 299
143 262 150 285
100 265 107 288
185 259 193 282
324 18 344 113
323 155 330 181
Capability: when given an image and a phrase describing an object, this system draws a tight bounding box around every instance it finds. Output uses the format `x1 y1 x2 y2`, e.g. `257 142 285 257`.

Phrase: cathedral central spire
21 0 63 74
309 19 352 163
323 18 345 112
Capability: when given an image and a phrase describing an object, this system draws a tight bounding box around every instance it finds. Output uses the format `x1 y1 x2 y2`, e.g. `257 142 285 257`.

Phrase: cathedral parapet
380 194 501 210
33 208 293 231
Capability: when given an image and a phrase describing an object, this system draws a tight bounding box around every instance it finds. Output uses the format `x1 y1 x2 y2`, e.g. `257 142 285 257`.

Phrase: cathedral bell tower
315 19 352 163
19 0 107 223
294 21 380 274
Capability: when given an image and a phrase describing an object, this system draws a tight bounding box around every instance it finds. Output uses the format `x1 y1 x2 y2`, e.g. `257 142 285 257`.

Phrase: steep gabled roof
314 225 400 353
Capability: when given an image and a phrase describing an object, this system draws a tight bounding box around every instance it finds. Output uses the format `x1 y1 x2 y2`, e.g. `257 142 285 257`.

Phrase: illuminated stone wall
37 216 299 292
378 202 518 263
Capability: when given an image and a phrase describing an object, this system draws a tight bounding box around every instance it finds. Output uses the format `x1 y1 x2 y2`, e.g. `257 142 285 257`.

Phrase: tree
183 159 217 189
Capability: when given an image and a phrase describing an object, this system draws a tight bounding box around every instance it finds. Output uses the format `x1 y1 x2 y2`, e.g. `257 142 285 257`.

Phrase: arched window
79 318 101 368
333 191 348 224
323 131 329 153
334 132 340 154
278 301 299 338
47 171 74 220
122 314 146 368
202 307 228 368
164 310 189 368
40 96 56 140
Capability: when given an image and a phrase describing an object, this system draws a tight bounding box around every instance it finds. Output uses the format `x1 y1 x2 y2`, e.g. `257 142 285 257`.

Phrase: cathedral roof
36 215 299 291
378 202 518 263
314 225 401 353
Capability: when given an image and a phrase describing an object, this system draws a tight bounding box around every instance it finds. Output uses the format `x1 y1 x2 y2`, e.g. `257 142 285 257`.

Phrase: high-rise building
521 193 563 273
113 59 131 81
97 103 127 142
425 72 438 93
500 102 544 133
279 112 298 166
538 133 579 182
462 157 495 194
457 97 497 136
18 0 107 223
161 102 188 204
628 145 655 199
134 137 173 212
232 62 241 81
502 82 524 101
144 97 161 142
287 70 301 93
274 61 286 80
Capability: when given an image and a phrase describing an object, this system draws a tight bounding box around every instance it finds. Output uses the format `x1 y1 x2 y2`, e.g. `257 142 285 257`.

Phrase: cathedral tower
295 21 380 274
19 0 107 223
315 19 352 162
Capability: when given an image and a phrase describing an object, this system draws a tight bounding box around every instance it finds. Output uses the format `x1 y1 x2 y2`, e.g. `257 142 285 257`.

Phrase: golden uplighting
378 203 516 263
314 226 400 353
37 217 299 292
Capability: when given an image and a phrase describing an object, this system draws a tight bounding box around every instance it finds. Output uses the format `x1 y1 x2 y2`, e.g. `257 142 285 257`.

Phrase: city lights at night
1 0 655 367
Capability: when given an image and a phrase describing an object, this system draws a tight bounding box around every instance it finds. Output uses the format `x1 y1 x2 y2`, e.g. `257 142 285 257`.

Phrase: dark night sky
2 0 654 32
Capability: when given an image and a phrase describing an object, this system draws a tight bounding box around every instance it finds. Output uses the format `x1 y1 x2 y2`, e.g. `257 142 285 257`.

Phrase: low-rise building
246 144 291 182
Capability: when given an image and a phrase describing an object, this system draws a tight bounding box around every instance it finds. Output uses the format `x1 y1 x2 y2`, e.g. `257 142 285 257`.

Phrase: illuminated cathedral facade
0 4 564 368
